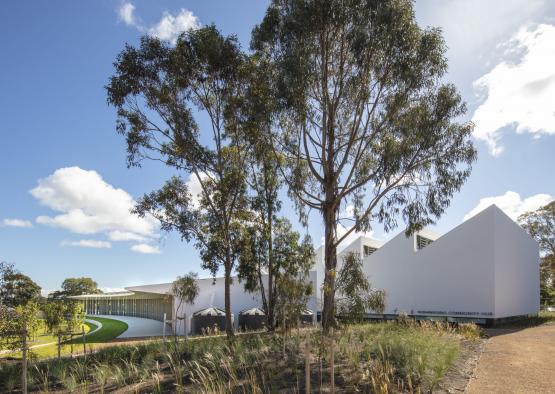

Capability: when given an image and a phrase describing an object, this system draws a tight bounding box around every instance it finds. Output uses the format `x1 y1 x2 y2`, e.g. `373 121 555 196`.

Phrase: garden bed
0 321 483 393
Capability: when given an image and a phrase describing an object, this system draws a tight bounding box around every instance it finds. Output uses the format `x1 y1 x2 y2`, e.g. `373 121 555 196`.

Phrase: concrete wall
364 207 496 319
310 204 539 321
493 206 540 318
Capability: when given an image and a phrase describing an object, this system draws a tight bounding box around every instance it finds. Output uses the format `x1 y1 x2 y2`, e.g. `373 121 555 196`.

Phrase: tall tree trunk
267 197 275 331
224 258 234 338
321 202 338 332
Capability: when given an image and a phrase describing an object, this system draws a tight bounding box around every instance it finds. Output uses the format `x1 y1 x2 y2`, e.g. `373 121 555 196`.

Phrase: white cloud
2 218 33 228
61 239 112 249
131 243 161 254
148 9 200 43
472 24 555 155
417 0 545 61
116 4 200 45
31 167 158 240
118 2 137 26
464 191 553 221
108 230 148 242
186 172 210 209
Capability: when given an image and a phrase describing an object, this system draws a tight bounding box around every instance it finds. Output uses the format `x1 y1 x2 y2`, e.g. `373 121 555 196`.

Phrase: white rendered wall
360 205 539 320
492 206 540 317
363 208 495 318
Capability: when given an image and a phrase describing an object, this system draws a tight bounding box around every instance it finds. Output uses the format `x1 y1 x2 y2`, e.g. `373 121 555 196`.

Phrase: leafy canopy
252 0 476 238
171 272 200 306
336 252 385 323
519 201 555 305
107 25 250 337
0 262 41 308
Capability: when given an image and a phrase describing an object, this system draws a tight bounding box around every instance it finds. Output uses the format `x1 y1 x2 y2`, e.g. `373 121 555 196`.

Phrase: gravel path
466 323 555 393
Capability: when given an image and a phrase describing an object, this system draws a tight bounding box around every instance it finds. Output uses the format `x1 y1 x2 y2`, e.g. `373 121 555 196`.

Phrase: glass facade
81 293 173 322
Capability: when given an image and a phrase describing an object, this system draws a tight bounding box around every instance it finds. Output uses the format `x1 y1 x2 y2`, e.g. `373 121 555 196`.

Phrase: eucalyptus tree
107 26 249 337
252 0 476 330
519 201 555 305
336 252 385 323
271 219 314 330
0 262 41 308
236 57 284 330
171 272 200 335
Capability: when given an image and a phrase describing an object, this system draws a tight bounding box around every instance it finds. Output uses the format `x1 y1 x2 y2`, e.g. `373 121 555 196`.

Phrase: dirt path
466 323 555 393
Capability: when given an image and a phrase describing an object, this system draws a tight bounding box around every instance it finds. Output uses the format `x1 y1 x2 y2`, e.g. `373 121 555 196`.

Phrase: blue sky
1 1 554 294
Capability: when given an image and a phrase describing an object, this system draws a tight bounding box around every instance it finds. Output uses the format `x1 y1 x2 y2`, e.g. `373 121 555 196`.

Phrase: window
417 235 433 250
364 245 377 256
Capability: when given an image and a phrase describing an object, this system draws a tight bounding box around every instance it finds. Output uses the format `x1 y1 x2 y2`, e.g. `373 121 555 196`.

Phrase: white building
313 204 540 324
74 204 539 332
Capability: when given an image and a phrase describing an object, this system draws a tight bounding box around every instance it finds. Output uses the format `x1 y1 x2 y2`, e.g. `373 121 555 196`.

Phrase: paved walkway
467 324 555 393
93 315 172 338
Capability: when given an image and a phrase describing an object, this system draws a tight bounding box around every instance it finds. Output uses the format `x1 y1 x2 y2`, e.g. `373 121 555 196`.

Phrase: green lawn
0 316 128 359
70 316 128 344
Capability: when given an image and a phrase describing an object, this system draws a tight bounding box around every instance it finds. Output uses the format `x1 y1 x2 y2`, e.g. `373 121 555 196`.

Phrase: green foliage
0 301 41 352
252 0 476 330
519 201 555 306
43 300 67 334
49 277 102 300
64 301 86 333
336 252 385 323
0 261 42 308
107 25 251 336
239 218 314 329
171 273 200 306
272 219 315 329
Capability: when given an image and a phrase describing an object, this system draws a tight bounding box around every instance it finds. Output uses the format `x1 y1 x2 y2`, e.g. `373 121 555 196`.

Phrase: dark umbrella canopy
192 307 230 335
239 307 266 331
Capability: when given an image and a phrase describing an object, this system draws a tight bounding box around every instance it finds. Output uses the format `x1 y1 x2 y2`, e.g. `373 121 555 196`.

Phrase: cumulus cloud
464 191 553 221
61 239 112 249
472 24 555 155
118 2 137 26
131 243 161 254
31 167 158 241
148 8 200 43
2 218 33 228
116 3 200 44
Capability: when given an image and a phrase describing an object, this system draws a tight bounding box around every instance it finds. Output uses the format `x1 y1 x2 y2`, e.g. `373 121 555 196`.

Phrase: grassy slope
0 317 128 359
70 316 128 344
0 321 92 351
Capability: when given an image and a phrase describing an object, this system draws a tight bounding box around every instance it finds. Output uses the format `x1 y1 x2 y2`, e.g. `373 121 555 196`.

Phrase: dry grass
0 320 474 393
